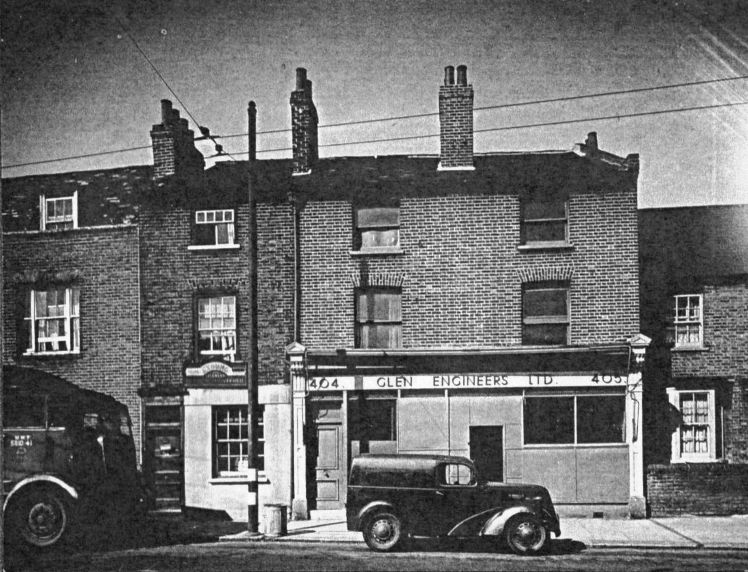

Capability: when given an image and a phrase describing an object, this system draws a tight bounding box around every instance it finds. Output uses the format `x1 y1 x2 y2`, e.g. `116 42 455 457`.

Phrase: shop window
354 206 400 251
524 395 626 445
355 288 402 349
522 281 569 345
524 396 574 444
24 286 80 354
576 395 626 443
356 399 396 441
197 295 236 360
520 196 568 245
192 209 236 248
213 406 264 476
667 388 716 461
40 193 78 231
672 295 703 348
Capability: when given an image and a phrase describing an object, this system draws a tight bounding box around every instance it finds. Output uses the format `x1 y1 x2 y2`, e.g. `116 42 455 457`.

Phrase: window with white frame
354 206 400 251
673 295 703 347
667 388 716 461
522 281 570 345
25 286 80 354
355 287 402 349
194 209 236 247
197 295 236 360
213 406 264 476
40 193 78 231
520 195 568 245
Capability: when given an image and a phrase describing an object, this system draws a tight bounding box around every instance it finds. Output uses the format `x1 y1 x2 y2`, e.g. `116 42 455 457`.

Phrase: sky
1 0 747 208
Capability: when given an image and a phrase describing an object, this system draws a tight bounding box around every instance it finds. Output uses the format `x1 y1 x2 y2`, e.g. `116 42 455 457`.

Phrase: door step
309 509 346 521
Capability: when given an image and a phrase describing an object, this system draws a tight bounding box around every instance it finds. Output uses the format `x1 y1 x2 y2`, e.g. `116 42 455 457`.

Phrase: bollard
264 503 288 537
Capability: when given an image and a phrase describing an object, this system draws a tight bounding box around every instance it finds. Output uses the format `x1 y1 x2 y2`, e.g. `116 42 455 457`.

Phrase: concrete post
286 342 308 520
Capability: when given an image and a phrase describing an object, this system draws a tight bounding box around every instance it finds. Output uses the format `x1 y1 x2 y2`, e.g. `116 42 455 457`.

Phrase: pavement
218 514 748 550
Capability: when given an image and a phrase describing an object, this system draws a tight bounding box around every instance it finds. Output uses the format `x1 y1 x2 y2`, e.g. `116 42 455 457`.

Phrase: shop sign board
307 373 629 392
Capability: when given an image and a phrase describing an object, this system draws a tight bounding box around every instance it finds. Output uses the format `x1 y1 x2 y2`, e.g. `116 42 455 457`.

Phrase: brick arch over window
349 271 407 288
186 277 248 290
516 266 574 283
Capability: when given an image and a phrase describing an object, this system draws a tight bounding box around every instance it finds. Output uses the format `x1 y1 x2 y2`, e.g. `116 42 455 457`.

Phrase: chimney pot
456 65 467 86
179 118 189 131
160 99 173 124
296 68 307 91
586 131 598 151
444 66 455 86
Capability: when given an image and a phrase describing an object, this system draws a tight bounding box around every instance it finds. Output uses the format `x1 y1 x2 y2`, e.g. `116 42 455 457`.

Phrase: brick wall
647 463 748 516
2 226 143 458
300 186 639 350
140 202 294 389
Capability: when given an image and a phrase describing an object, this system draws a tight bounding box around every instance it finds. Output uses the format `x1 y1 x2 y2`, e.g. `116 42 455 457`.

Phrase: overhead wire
3 76 748 168
114 16 236 162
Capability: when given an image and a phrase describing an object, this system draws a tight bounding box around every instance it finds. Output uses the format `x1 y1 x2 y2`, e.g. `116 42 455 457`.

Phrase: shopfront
289 341 649 519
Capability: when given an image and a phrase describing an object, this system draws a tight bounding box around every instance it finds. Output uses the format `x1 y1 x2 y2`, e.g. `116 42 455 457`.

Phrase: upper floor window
667 388 716 462
355 287 402 349
193 209 236 248
673 294 703 348
522 281 569 345
213 405 264 476
24 286 80 354
197 295 236 360
520 196 568 246
354 206 400 251
40 193 78 231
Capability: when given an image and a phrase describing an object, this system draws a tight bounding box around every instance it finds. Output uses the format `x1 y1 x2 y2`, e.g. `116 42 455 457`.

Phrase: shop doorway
308 400 345 510
469 425 504 482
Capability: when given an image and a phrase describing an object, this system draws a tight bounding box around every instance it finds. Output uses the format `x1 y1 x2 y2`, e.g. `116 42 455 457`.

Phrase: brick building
640 205 748 516
3 64 650 522
1 167 145 457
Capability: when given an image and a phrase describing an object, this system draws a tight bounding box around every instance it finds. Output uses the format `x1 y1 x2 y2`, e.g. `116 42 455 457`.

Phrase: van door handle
435 491 445 497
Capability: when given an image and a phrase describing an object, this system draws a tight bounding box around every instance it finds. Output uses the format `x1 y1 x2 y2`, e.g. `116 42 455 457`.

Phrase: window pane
577 395 625 443
523 288 567 318
523 199 566 220
4 394 46 427
522 324 568 345
360 229 399 248
524 397 575 444
357 207 399 228
524 221 567 242
216 224 230 244
195 225 214 245
358 324 402 349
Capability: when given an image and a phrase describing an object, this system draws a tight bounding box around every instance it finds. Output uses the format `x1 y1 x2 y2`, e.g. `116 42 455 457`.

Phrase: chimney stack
290 67 318 175
150 99 205 180
438 64 474 171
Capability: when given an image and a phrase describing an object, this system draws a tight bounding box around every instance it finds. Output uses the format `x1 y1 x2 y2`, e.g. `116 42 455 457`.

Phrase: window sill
350 247 403 256
672 345 708 352
209 474 268 485
523 442 628 449
187 244 241 251
670 457 718 463
23 350 80 357
517 242 574 252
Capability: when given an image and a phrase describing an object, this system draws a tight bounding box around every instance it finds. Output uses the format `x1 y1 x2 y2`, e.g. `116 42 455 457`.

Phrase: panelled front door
469 425 504 482
311 400 346 510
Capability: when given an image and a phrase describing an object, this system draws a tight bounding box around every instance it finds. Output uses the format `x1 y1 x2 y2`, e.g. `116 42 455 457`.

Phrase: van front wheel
362 512 402 552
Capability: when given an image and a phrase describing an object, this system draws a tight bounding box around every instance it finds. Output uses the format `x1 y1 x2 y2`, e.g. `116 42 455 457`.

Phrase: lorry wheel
504 513 548 556
7 486 71 549
363 512 403 552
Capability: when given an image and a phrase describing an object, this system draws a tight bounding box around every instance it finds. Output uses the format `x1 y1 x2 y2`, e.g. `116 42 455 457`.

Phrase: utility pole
246 100 261 535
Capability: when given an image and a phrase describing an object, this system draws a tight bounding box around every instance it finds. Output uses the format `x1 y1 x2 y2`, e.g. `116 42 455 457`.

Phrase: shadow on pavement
399 536 587 555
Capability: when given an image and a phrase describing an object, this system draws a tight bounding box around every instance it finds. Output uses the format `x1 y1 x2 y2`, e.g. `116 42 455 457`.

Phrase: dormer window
40 192 78 231
189 209 238 250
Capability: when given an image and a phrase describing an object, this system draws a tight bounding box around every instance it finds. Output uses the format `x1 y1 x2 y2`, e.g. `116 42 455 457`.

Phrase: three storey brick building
3 65 650 522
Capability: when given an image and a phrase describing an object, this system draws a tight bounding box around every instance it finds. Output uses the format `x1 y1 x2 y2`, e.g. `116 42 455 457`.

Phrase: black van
347 453 560 555
3 366 145 549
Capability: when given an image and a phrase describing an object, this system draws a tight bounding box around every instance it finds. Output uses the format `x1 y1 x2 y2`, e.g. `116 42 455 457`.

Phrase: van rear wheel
8 486 71 549
362 512 403 552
